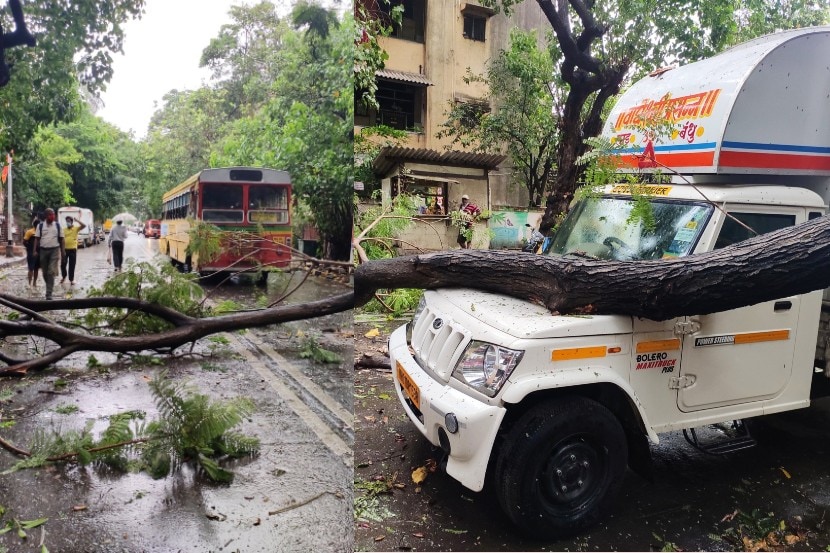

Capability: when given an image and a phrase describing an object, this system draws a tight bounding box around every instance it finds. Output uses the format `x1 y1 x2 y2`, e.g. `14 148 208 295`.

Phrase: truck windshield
547 196 713 261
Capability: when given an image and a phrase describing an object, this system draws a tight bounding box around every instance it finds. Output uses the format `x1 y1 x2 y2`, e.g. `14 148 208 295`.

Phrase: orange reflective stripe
552 346 607 361
733 330 790 344
636 339 681 354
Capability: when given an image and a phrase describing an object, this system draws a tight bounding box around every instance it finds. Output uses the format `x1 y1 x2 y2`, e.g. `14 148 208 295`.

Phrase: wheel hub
543 440 601 504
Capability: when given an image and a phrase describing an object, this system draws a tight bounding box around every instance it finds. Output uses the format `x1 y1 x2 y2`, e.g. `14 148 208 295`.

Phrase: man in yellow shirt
61 215 86 285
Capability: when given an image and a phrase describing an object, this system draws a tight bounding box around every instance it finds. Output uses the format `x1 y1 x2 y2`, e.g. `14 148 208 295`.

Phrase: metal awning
375 68 433 86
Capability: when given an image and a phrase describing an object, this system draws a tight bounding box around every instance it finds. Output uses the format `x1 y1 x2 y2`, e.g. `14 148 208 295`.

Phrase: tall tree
15 127 81 209
439 29 560 207
214 4 353 260
0 0 145 156
199 1 286 117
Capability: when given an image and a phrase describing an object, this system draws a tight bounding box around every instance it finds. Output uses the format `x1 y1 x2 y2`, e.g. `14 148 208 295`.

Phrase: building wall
358 1 553 248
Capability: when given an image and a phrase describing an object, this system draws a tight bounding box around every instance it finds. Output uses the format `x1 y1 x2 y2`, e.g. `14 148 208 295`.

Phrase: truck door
676 210 800 412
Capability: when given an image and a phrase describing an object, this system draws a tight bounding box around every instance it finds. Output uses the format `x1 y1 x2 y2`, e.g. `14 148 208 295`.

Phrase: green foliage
438 29 559 204
356 193 418 260
354 125 407 196
0 0 144 158
146 371 259 482
299 333 341 364
186 221 224 265
84 261 206 335
354 1 402 109
1 372 258 483
212 300 244 315
365 288 422 318
53 404 79 415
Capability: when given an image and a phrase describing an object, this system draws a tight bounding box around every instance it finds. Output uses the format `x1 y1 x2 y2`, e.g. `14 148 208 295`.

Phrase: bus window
248 186 289 224
202 184 244 223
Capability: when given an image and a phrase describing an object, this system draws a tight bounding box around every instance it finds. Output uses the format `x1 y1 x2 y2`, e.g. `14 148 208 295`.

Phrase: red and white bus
159 167 292 273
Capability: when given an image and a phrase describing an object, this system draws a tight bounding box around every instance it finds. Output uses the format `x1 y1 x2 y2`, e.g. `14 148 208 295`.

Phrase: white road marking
224 332 353 467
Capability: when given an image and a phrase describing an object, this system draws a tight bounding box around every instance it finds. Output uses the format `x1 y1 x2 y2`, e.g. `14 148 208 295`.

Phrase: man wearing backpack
32 208 65 300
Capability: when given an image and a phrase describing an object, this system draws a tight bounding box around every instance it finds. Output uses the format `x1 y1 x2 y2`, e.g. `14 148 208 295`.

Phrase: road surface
0 232 354 552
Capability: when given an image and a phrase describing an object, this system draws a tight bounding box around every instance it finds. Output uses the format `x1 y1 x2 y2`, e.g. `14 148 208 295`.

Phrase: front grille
410 307 471 381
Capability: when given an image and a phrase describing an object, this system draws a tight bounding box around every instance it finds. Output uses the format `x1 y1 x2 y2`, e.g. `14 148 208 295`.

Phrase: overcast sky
97 0 252 138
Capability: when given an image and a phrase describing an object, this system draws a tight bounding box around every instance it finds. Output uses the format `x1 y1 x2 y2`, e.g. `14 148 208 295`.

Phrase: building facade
356 0 550 250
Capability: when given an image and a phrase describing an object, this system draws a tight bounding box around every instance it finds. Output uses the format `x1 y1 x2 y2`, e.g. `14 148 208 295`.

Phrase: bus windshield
547 196 713 261
202 184 243 223
248 186 289 224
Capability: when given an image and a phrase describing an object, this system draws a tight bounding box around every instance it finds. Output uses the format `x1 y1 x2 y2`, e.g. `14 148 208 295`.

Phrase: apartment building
356 0 549 250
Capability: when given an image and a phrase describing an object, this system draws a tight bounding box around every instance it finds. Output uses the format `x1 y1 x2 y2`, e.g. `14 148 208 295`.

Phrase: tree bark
355 215 830 321
534 0 631 232
0 291 354 376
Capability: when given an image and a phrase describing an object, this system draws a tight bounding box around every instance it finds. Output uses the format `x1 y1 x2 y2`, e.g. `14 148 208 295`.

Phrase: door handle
774 301 792 312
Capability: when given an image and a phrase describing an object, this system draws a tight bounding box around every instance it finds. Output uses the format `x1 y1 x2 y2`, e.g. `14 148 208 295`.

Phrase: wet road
355 320 830 552
0 232 353 552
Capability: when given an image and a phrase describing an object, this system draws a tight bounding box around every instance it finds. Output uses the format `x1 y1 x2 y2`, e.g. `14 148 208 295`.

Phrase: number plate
396 361 420 410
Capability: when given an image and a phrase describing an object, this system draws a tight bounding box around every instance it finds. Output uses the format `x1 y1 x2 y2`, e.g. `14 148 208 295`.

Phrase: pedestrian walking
60 215 86 285
108 219 127 271
22 218 39 287
32 208 65 300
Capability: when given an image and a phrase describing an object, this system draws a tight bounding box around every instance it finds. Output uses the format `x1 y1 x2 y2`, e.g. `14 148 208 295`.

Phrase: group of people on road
22 209 128 299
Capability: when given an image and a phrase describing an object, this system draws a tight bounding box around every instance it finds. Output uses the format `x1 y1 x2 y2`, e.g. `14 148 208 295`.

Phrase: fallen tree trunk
355 214 830 321
0 291 354 376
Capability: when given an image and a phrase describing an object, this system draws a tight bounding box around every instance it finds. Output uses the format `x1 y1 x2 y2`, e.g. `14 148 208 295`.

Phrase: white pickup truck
389 27 830 538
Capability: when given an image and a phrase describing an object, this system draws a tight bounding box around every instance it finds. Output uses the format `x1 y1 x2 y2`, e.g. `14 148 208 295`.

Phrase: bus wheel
494 396 627 539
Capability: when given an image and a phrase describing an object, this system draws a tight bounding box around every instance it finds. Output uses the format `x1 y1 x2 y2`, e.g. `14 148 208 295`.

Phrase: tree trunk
355 215 830 321
0 290 354 376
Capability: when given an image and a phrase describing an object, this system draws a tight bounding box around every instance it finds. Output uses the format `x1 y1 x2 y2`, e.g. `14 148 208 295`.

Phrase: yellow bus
159 167 292 273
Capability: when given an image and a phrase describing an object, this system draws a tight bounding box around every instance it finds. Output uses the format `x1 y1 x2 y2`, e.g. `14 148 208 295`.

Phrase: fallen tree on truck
355 212 830 320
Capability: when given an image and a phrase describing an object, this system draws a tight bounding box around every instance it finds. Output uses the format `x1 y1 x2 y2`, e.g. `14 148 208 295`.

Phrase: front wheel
494 397 627 539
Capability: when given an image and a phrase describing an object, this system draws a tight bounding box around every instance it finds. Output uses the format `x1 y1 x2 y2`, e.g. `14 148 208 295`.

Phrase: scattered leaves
411 466 428 484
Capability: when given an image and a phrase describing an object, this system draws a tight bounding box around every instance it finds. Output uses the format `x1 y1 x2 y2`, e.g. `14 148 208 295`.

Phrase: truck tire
494 396 627 539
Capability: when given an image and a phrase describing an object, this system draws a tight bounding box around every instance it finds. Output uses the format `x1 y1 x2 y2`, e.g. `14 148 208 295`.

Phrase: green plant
365 288 422 318
84 261 207 336
299 333 341 364
1 371 259 483
53 404 78 415
186 220 223 264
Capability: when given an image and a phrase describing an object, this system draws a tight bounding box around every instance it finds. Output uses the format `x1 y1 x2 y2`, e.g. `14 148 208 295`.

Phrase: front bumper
388 325 506 491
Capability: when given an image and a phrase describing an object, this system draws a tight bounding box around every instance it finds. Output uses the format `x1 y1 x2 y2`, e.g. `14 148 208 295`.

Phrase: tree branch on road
0 291 354 377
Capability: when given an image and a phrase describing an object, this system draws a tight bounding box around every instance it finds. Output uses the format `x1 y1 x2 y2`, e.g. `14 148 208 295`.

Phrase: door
676 209 800 412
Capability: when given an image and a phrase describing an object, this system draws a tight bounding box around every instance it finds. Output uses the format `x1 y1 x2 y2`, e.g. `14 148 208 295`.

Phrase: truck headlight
406 294 427 344
452 341 523 397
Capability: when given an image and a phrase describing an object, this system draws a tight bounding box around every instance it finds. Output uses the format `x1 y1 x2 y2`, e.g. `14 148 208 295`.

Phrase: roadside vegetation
3 0 352 260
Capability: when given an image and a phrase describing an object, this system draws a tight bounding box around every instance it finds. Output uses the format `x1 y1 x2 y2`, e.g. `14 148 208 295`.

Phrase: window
547 197 714 260
714 212 796 249
375 80 424 131
248 186 290 224
392 176 448 216
378 0 425 43
202 183 244 223
463 14 486 41
162 192 191 220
